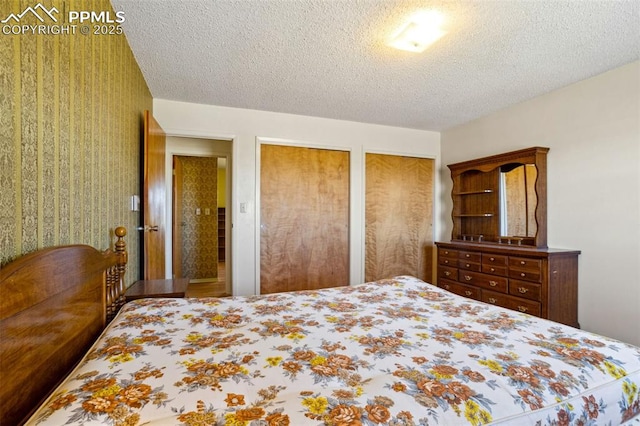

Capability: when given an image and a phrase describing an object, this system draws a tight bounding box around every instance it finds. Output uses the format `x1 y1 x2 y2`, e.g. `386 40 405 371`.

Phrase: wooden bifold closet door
365 153 434 282
260 144 349 294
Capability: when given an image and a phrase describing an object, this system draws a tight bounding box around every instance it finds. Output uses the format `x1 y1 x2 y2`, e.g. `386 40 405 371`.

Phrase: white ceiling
110 0 640 131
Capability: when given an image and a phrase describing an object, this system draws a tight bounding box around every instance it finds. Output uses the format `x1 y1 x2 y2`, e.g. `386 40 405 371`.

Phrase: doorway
173 155 220 281
166 136 232 296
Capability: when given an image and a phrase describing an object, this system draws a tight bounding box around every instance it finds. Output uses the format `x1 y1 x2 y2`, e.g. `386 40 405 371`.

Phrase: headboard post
114 226 128 312
105 227 128 322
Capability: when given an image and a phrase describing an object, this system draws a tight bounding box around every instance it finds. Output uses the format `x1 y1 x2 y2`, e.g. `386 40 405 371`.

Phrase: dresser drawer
482 264 508 276
482 253 508 267
439 279 481 300
482 290 541 317
508 256 542 282
439 257 457 267
459 251 481 263
439 248 459 260
509 256 542 271
438 265 458 281
509 268 541 283
458 260 481 272
509 279 541 301
458 270 508 293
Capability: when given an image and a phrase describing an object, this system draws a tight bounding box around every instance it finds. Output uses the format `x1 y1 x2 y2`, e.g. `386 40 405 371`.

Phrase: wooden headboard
0 227 128 426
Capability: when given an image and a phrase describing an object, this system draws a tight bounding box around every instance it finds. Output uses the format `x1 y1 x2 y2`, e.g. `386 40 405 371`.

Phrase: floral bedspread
28 276 640 425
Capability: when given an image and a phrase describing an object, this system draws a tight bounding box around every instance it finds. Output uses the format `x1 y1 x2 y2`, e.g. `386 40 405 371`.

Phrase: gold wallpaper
178 156 218 279
0 0 152 285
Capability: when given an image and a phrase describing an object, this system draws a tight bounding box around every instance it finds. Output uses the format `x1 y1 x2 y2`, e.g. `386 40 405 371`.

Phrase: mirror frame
448 147 549 248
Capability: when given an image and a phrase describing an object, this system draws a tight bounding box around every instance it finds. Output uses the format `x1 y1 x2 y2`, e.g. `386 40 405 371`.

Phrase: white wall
153 100 441 296
441 61 640 346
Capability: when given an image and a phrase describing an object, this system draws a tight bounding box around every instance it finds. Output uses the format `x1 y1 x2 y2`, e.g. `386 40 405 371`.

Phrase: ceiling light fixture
388 10 446 53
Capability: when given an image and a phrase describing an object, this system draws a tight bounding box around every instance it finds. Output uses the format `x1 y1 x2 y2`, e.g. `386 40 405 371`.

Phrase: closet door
365 153 434 282
260 144 349 294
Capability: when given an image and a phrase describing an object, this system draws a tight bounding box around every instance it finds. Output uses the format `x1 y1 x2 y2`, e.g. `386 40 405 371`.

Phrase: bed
0 227 128 425
2 232 640 425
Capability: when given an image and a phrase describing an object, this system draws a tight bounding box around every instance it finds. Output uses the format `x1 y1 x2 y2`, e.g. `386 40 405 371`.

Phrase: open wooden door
142 110 166 279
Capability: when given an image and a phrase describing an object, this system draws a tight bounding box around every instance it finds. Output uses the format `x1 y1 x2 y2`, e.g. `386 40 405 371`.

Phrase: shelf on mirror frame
451 236 536 246
455 235 489 243
453 189 494 195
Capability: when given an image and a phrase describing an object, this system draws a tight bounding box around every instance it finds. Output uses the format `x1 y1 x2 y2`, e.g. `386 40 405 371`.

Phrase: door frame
164 133 234 295
172 155 185 279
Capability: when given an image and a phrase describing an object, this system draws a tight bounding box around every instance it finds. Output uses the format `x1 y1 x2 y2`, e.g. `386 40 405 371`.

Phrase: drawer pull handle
520 273 526 277
517 306 528 313
490 257 495 261
465 263 470 268
444 271 451 276
490 268 495 272
489 281 497 287
488 298 497 303
520 261 526 265
464 275 472 281
445 251 449 255
465 291 472 296
444 260 449 264
465 254 470 258
518 287 529 294
444 284 450 290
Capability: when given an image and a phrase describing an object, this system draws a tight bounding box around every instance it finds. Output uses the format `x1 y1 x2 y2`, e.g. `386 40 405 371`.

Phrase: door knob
137 225 159 232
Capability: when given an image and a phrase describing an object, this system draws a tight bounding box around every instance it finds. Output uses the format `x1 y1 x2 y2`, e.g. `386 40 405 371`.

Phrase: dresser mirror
500 163 537 239
448 147 549 248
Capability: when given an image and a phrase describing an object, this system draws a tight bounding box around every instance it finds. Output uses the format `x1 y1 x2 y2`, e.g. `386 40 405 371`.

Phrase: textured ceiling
110 0 640 131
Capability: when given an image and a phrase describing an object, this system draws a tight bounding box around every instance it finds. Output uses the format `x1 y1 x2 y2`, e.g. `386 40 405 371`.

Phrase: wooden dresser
440 147 580 328
436 242 580 327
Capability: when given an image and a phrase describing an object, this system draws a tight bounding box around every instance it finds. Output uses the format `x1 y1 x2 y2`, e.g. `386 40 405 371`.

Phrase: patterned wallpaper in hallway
178 156 218 279
0 0 152 284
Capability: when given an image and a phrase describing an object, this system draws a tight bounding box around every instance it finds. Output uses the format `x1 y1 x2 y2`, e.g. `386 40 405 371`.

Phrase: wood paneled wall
0 0 152 281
